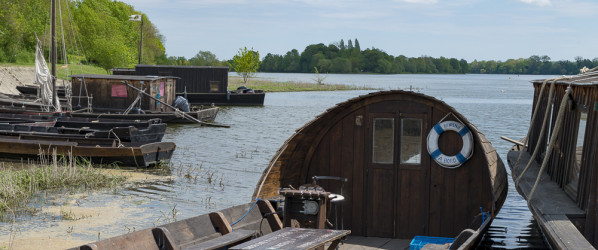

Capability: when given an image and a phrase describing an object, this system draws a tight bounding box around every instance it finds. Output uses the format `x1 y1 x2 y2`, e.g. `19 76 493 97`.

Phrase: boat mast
51 0 57 108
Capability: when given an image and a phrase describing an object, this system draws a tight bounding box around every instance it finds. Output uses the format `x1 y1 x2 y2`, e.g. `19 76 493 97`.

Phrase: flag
129 14 141 21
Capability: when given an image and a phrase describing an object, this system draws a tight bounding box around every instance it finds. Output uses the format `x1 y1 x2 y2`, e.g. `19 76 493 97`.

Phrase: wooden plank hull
0 123 166 143
0 136 175 167
507 147 594 250
179 92 265 106
69 107 219 124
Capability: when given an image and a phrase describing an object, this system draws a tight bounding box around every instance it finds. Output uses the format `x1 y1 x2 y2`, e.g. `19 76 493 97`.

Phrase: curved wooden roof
253 90 507 238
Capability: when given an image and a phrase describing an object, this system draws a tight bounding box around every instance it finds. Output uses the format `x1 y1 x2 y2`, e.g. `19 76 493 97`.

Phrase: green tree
230 47 260 84
189 50 222 66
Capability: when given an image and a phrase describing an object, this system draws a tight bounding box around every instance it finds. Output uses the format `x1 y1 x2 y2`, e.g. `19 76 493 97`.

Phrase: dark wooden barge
0 135 175 167
0 122 166 143
69 74 219 123
507 69 598 249
254 90 507 249
113 65 265 106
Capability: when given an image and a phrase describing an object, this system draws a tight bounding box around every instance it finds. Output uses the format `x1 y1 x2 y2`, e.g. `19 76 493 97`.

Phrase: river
0 73 549 249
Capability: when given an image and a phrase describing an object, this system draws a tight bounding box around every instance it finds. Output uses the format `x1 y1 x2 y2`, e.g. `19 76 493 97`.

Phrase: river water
1 73 550 249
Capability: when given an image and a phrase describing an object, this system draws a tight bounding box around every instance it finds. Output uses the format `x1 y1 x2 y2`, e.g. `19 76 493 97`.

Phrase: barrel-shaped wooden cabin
253 90 507 242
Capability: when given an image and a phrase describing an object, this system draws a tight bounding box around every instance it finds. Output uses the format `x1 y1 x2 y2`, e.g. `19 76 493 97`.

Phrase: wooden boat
253 90 508 249
0 113 165 130
69 74 220 124
68 106 219 124
113 65 266 106
505 69 598 249
0 135 175 167
71 90 507 250
0 122 166 143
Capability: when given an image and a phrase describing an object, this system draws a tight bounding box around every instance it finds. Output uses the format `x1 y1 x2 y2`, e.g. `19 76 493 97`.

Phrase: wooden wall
253 91 504 239
71 76 176 112
529 81 598 246
135 65 229 94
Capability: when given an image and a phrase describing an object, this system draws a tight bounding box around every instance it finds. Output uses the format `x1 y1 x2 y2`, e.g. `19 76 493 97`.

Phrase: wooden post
51 0 57 108
257 199 283 232
209 212 233 235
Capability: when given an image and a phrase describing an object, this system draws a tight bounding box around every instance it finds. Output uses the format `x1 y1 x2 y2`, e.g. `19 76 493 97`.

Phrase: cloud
518 0 552 6
394 0 439 4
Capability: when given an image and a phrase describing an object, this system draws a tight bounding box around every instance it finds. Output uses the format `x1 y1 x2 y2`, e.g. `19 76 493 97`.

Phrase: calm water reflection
2 73 551 248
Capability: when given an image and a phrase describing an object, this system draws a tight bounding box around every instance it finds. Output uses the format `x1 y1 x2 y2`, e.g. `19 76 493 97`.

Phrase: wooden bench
152 211 257 250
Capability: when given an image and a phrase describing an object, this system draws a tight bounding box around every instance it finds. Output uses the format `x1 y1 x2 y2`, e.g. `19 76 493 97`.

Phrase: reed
0 151 126 218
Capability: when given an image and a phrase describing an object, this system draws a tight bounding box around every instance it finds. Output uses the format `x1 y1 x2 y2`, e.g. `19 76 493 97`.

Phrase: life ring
427 120 474 168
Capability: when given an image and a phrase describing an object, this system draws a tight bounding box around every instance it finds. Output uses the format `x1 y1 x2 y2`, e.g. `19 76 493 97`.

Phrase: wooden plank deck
508 150 595 250
339 236 411 250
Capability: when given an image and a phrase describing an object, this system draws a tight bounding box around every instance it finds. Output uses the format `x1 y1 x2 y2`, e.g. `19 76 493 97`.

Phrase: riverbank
229 75 376 92
0 165 172 249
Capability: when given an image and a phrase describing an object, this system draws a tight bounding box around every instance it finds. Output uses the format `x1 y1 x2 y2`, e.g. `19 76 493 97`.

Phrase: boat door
365 111 429 238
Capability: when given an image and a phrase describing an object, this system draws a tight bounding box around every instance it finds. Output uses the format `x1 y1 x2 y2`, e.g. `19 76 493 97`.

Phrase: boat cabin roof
69 74 178 81
532 71 598 86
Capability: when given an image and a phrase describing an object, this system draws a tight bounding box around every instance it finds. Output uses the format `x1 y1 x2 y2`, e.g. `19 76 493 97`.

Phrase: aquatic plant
0 151 126 218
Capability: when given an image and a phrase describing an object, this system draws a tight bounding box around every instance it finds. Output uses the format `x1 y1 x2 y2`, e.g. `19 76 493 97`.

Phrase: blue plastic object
410 236 455 250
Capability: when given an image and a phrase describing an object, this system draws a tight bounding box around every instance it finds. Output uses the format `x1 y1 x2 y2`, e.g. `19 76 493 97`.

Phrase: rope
130 147 139 167
513 78 550 172
515 78 558 180
109 129 124 148
230 199 261 229
527 85 572 201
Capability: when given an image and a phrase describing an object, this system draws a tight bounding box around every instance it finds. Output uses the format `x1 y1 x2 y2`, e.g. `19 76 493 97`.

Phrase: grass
0 152 126 218
1 62 108 80
229 76 378 92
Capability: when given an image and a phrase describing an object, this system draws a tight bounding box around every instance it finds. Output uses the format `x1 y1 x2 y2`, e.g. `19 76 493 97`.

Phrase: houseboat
69 74 219 123
113 65 265 106
506 69 598 249
72 90 507 249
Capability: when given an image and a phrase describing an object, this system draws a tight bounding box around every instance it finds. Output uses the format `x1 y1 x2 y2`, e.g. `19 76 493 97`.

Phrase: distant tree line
470 56 598 75
260 39 470 74
261 39 598 75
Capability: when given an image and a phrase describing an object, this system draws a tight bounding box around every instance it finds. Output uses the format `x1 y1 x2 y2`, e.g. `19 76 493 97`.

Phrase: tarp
34 38 61 112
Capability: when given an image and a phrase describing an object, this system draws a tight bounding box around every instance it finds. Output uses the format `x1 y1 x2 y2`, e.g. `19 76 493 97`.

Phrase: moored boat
253 90 508 249
69 74 220 124
506 68 598 249
113 65 266 106
0 135 175 167
0 122 166 143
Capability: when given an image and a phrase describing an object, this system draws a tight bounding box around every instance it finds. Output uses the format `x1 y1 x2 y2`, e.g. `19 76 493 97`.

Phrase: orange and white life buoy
427 120 474 168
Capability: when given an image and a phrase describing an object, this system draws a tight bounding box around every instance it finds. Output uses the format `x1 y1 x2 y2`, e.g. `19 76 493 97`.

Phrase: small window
401 118 422 164
210 81 220 92
372 118 394 164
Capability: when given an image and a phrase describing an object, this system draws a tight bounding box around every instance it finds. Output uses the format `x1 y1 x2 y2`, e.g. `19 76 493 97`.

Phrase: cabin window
565 112 587 199
400 118 422 164
372 118 394 164
210 81 220 92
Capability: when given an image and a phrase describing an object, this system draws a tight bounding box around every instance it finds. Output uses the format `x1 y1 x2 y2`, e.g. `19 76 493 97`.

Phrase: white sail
34 38 61 112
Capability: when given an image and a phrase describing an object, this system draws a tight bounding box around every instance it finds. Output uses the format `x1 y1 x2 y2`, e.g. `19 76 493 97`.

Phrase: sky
119 0 598 62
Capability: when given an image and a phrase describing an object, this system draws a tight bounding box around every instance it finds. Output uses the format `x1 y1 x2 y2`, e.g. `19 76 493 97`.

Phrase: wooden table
230 227 351 250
